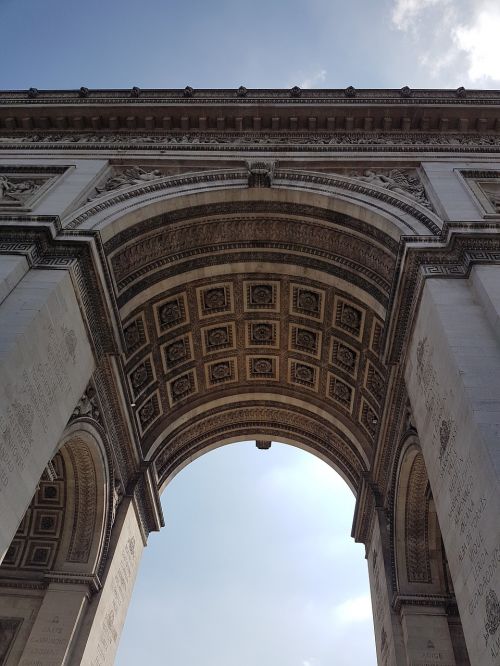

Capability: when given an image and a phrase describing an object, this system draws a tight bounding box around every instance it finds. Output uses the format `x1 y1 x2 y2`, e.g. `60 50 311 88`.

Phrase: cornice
392 593 456 612
1 87 500 104
0 88 499 140
385 226 500 365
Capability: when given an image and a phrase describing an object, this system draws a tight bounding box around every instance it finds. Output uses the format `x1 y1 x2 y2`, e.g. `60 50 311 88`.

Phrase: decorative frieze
0 167 67 210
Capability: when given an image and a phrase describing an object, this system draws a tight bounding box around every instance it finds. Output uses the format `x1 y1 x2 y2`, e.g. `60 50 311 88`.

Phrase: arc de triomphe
0 87 499 665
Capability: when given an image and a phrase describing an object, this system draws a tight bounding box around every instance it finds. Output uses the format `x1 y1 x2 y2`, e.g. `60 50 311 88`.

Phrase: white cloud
453 5 500 83
299 69 327 89
391 0 450 31
333 595 373 624
390 0 500 85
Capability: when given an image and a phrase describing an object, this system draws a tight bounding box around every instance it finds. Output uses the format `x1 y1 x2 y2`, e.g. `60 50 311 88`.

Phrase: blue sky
116 443 375 666
2 2 500 664
1 0 500 90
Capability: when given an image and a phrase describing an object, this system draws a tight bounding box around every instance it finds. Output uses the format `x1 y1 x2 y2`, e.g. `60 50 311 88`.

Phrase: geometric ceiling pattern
104 201 398 491
121 272 386 459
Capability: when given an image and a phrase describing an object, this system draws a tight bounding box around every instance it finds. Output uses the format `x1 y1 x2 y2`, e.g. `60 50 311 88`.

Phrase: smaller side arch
0 422 115 665
393 438 448 594
391 435 471 666
54 421 113 578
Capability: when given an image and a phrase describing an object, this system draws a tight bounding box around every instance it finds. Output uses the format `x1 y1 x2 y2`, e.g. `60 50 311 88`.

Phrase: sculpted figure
0 176 39 202
94 166 163 196
353 169 431 207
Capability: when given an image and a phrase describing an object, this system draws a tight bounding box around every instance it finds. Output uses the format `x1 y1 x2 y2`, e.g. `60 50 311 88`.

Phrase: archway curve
55 421 113 578
67 167 442 238
392 435 451 597
154 401 368 495
118 438 376 666
93 180 435 498
0 422 111 582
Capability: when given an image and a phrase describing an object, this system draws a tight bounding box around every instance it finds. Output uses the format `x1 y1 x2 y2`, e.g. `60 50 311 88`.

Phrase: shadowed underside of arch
101 186 403 495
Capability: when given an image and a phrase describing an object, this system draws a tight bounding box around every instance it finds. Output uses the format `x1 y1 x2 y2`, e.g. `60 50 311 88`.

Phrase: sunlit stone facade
0 86 499 664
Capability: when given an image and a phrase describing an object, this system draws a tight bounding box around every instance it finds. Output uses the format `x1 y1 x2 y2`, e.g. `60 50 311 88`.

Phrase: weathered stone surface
1 88 499 665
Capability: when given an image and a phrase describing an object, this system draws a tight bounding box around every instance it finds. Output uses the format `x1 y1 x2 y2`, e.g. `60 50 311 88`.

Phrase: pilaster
405 273 500 666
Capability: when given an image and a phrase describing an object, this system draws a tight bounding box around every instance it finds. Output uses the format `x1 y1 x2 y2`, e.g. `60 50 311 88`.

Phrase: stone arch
393 437 450 595
1 424 110 580
66 166 442 238
92 181 415 500
391 436 471 665
0 423 112 665
54 422 112 578
155 400 368 494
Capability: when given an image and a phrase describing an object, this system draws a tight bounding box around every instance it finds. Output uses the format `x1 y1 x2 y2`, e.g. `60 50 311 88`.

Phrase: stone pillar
367 509 406 666
400 604 457 666
405 270 500 666
18 583 90 666
69 498 145 666
0 267 94 561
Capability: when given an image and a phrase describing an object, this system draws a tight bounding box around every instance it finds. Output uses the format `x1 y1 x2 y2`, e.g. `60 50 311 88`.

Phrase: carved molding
404 453 432 583
385 229 500 365
67 440 97 563
154 402 366 491
64 168 440 236
1 132 500 155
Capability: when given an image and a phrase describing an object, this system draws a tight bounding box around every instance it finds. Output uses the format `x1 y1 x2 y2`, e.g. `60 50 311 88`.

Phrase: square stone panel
330 337 359 377
202 322 236 354
205 358 238 386
244 281 280 312
333 296 365 340
167 369 197 406
289 324 322 358
155 292 188 334
136 390 162 434
32 510 61 537
162 334 193 371
197 283 233 317
22 541 57 569
246 321 279 348
128 354 156 400
290 284 325 321
123 313 148 357
365 361 385 404
247 355 279 380
37 481 64 507
327 373 355 413
360 398 379 440
289 359 318 390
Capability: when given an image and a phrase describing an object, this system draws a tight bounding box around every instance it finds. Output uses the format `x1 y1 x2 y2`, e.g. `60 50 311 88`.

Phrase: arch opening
118 440 377 666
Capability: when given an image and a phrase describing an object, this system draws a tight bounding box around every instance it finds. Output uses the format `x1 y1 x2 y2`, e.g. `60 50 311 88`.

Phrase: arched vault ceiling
104 201 399 493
